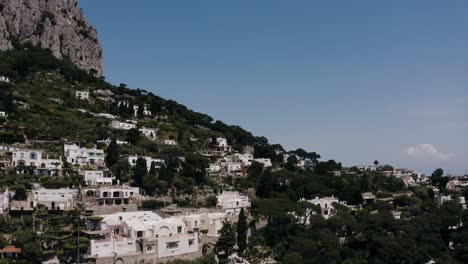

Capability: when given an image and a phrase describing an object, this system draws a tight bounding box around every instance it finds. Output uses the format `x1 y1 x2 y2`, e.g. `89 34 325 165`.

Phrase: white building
226 153 254 166
12 150 63 176
127 156 165 171
111 120 137 130
254 158 272 168
446 179 468 190
96 138 129 145
0 112 6 118
208 164 221 173
217 191 251 216
219 162 243 176
75 91 90 100
0 189 11 214
300 196 340 221
84 185 140 206
0 76 10 82
80 170 114 186
176 212 227 237
297 159 314 169
32 188 77 210
356 165 377 171
133 104 152 117
163 139 177 146
216 137 228 148
436 194 452 206
139 127 157 140
64 143 105 166
88 211 198 262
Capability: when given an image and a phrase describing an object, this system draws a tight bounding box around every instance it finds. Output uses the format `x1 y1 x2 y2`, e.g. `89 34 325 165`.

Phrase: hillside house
75 91 90 100
94 89 113 97
133 104 152 117
446 179 468 190
199 148 229 157
86 211 199 263
127 156 165 171
0 76 10 82
300 196 340 222
64 143 105 166
221 162 243 177
356 165 377 171
84 185 140 206
176 212 228 237
31 188 77 211
163 139 177 146
12 150 62 176
217 191 251 216
226 153 254 166
0 112 6 118
80 170 114 186
139 127 157 140
111 120 137 130
361 192 377 205
254 158 272 168
97 138 129 145
208 164 221 174
297 158 314 169
215 137 232 152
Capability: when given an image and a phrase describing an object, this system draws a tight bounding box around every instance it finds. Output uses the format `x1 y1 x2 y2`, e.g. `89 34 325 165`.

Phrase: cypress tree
105 139 119 168
237 208 248 254
216 221 236 259
133 157 147 186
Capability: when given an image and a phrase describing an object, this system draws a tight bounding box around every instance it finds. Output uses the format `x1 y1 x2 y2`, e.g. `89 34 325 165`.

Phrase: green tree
133 157 147 186
237 208 248 254
12 184 27 200
285 155 298 171
143 174 159 196
431 168 447 189
256 169 273 198
105 139 119 168
109 101 119 115
126 128 141 145
112 159 131 182
216 221 236 259
137 103 144 118
177 128 184 143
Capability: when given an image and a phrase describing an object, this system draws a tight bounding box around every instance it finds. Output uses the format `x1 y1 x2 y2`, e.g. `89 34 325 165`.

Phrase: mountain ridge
0 0 102 75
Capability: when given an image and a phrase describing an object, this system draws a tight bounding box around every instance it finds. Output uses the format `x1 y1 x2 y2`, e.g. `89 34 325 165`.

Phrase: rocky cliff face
0 0 102 76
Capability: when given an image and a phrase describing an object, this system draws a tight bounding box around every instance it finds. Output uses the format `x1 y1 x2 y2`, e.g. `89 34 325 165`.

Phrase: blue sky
79 0 467 175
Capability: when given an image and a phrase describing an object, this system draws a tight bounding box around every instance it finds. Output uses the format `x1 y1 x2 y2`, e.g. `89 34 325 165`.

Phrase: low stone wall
157 250 203 263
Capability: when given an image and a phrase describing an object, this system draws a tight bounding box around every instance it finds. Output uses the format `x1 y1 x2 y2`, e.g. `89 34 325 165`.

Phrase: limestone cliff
0 0 102 75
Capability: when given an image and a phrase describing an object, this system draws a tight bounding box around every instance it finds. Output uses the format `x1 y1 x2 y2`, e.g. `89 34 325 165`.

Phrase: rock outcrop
0 0 102 76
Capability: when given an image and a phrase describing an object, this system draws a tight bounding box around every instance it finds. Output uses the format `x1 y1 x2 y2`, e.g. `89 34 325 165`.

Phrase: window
137 231 143 238
189 239 195 247
177 226 182 233
146 244 154 253
195 221 198 227
166 242 178 249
